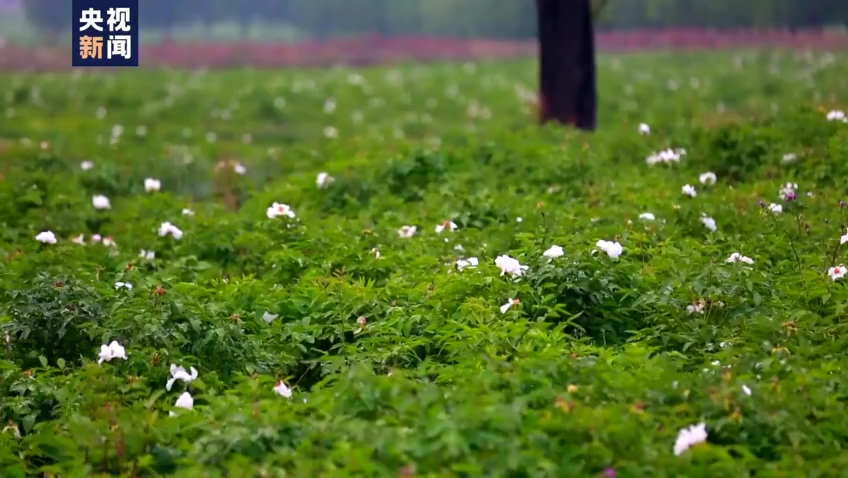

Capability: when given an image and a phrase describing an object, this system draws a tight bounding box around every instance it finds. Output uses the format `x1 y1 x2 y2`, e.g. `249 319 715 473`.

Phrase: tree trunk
536 0 597 131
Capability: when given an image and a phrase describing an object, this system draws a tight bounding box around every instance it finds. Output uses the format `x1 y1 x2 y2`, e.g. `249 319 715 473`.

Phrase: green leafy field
2 51 848 477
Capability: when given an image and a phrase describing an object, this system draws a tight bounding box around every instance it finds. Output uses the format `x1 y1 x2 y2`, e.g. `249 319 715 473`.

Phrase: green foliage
1 51 848 475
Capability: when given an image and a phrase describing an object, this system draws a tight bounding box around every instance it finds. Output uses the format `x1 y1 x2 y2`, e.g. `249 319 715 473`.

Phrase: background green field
2 51 848 476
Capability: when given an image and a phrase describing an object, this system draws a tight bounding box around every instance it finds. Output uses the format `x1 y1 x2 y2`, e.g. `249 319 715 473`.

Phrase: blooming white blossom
371 248 381 259
274 381 293 398
115 282 132 290
841 228 848 245
543 245 564 260
779 183 797 201
166 364 199 391
742 385 752 396
455 257 479 270
726 252 754 264
92 234 102 242
682 184 697 198
686 300 706 314
266 202 296 219
80 160 94 170
324 126 338 138
646 148 686 165
233 162 247 175
35 231 57 244
826 110 847 122
174 392 194 411
701 215 717 232
639 212 656 221
92 195 111 210
97 341 127 364
828 265 847 282
699 172 717 185
316 172 335 189
262 311 278 323
102 236 117 248
71 234 86 245
182 208 194 216
782 153 798 164
500 298 520 314
495 255 529 277
768 203 783 214
673 422 708 456
397 225 417 238
639 123 650 135
139 249 155 260
435 221 458 234
144 178 161 192
596 240 623 259
158 222 183 239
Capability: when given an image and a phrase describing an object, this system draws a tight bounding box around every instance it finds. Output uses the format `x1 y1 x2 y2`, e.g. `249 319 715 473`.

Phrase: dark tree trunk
536 0 597 131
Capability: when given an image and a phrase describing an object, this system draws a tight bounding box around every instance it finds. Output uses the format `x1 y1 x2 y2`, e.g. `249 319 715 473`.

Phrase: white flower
673 422 708 456
316 172 335 189
371 248 381 259
233 162 247 175
638 123 650 135
700 215 717 232
435 221 458 234
174 392 193 411
543 245 564 260
92 195 111 210
646 148 686 165
324 126 338 138
742 385 752 396
35 231 57 244
768 203 783 214
115 282 132 290
500 298 520 314
779 183 797 201
92 234 102 242
495 255 529 277
182 208 194 216
274 381 293 398
826 110 847 122
97 341 127 364
639 212 656 221
699 172 717 185
144 178 161 192
682 184 697 198
455 257 479 270
686 299 706 314
139 249 155 260
516 217 523 223
166 364 199 391
595 240 623 259
102 236 117 248
726 252 754 264
71 234 86 245
397 225 417 238
80 160 94 170
262 311 278 323
266 202 296 219
782 153 798 164
828 265 847 282
841 228 848 245
158 222 183 239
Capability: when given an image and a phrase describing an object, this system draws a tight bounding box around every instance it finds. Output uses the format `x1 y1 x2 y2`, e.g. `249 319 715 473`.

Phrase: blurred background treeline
3 0 847 44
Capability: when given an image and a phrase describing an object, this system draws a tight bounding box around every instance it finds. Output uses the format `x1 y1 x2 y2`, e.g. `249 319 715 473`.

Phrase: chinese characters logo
72 0 138 67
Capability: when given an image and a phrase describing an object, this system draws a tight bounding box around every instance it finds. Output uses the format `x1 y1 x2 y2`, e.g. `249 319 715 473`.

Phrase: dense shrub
1 51 848 476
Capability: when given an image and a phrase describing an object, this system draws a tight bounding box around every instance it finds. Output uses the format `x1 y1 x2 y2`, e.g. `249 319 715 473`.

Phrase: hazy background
1 0 847 45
